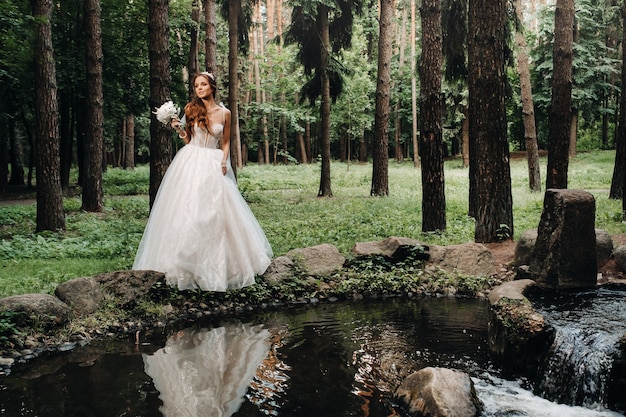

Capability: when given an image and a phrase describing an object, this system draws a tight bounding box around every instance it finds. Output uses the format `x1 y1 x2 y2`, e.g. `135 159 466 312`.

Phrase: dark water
0 297 622 417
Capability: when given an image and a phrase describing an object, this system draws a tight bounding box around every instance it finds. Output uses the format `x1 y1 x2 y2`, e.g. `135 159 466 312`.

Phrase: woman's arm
221 108 232 174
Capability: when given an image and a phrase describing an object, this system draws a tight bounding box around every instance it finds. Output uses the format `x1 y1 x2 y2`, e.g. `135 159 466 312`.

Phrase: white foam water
473 374 624 417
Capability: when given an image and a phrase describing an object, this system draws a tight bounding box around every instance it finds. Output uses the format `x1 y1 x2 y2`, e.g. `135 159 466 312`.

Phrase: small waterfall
532 288 626 409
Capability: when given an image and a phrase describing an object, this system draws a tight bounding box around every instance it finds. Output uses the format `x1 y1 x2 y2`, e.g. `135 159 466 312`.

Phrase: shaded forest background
1 0 625 241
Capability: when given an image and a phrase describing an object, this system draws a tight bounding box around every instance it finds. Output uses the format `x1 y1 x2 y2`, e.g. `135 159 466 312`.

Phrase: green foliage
530 0 621 148
0 310 23 347
0 151 624 299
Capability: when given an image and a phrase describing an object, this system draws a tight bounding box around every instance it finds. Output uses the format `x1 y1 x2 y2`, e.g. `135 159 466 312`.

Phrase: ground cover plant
0 151 622 299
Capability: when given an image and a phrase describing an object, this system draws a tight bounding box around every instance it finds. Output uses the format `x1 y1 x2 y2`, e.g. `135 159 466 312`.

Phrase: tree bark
318 4 333 197
188 0 200 98
546 0 574 189
148 0 172 207
468 0 513 242
419 0 446 231
33 0 65 231
8 116 25 186
204 0 218 75
514 0 541 192
0 119 7 196
228 0 243 172
82 0 104 212
616 1 626 208
124 114 135 169
411 0 419 168
370 0 393 197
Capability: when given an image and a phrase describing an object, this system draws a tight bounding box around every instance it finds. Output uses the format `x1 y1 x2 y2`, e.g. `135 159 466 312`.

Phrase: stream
0 297 623 417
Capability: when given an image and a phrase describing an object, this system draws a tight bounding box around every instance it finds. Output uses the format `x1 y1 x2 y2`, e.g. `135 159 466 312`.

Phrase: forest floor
2 181 626 282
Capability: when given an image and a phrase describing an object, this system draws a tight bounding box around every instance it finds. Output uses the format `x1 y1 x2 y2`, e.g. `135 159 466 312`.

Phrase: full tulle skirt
133 144 272 292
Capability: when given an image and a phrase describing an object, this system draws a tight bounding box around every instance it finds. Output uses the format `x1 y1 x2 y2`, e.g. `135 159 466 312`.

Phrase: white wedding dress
133 115 273 292
143 323 270 417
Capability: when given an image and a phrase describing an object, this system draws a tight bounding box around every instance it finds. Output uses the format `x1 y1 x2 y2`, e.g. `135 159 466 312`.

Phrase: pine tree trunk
613 0 626 203
8 116 25 186
228 0 242 172
514 0 541 192
411 0 419 168
125 114 135 169
59 92 73 191
148 0 173 207
370 0 393 197
188 0 200 98
82 0 104 212
204 0 218 75
0 120 7 196
318 5 333 197
546 0 574 189
419 0 446 231
33 0 65 231
468 0 513 242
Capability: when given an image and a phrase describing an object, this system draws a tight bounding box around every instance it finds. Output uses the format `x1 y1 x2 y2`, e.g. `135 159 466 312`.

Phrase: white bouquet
153 100 180 125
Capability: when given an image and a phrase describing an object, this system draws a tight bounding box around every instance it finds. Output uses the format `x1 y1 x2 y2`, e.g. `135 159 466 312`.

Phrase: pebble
0 357 14 367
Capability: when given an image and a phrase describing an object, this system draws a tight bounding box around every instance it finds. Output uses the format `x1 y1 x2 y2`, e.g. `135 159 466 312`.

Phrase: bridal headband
201 71 215 80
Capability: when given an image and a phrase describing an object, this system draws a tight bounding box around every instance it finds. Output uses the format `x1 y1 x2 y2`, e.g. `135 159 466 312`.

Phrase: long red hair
183 72 218 138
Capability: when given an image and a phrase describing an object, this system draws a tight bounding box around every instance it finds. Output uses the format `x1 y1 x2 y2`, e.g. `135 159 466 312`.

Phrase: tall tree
227 0 245 171
546 0 574 189
370 0 394 196
514 0 541 192
32 0 65 231
411 0 419 168
285 0 362 197
468 0 513 242
188 0 201 98
419 0 446 231
618 0 626 212
82 0 104 212
148 0 173 207
204 0 218 74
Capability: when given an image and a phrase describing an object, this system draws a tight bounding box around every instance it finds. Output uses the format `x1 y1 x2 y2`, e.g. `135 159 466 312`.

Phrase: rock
286 244 345 276
428 242 496 277
394 367 481 417
596 229 613 268
487 280 554 378
515 228 613 270
351 236 429 262
96 270 165 307
614 245 626 271
0 294 73 329
514 229 537 267
55 277 105 316
262 256 295 285
528 189 597 290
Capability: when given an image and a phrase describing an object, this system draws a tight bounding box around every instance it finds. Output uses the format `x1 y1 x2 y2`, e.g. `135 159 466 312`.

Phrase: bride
133 72 273 292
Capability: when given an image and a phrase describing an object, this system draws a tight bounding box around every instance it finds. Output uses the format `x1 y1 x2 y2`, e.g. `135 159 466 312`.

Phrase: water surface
0 297 622 417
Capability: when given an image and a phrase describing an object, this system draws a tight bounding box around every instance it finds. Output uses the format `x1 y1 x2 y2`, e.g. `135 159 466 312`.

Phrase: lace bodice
190 124 224 149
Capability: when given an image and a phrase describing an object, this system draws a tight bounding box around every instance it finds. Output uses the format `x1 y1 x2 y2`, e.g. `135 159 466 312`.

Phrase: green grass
0 150 624 298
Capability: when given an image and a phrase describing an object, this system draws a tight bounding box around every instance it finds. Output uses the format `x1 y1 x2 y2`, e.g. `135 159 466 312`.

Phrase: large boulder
55 277 105 316
286 244 346 276
261 256 295 285
0 294 73 329
528 189 597 289
428 242 496 277
515 228 613 270
351 236 429 262
96 270 165 307
394 367 482 417
613 245 626 272
487 280 554 378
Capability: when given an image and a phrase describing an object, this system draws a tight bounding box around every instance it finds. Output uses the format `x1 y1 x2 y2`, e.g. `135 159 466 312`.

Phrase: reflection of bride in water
143 323 271 417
